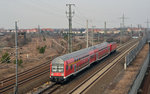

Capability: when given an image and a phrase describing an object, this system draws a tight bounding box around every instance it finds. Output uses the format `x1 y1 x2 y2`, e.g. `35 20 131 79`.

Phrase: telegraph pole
120 14 127 44
92 26 96 46
138 24 141 37
38 25 41 41
104 21 107 34
86 20 89 48
145 19 150 35
37 25 41 47
146 18 150 30
15 21 18 94
104 21 107 41
120 23 122 44
66 4 75 53
98 32 100 43
130 24 133 38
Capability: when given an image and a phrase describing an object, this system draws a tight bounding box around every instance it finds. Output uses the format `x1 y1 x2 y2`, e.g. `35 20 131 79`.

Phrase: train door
108 46 110 54
74 64 76 72
96 53 98 60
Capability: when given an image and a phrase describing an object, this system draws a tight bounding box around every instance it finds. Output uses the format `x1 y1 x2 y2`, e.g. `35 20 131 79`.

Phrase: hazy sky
0 0 150 29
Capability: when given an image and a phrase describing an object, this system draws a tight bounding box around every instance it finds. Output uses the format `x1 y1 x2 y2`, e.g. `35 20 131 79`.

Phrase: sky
0 0 150 29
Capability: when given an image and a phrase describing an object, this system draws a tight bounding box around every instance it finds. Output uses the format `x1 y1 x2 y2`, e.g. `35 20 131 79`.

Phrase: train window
52 64 64 72
91 55 94 58
71 65 72 69
52 66 57 72
58 65 64 72
66 65 68 70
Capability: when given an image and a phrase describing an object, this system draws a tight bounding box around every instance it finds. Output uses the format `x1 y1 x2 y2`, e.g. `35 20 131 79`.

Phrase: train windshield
52 64 64 72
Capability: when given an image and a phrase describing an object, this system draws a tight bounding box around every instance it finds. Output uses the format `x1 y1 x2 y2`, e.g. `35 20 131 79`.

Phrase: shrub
14 59 23 66
37 45 47 54
1 52 10 63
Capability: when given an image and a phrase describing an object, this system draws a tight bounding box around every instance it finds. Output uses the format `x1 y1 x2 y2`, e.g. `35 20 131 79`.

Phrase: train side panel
64 58 74 78
110 42 117 52
64 55 91 79
89 50 96 64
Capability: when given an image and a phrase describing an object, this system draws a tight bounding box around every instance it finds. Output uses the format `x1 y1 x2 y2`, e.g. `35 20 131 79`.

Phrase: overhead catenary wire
16 0 96 29
19 0 65 17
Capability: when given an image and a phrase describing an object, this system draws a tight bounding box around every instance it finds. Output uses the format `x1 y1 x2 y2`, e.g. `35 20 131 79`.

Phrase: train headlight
51 73 53 76
61 73 64 76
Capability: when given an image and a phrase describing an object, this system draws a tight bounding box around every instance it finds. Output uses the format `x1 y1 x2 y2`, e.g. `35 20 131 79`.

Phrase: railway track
68 42 138 94
37 82 61 94
0 60 49 83
37 39 139 94
0 62 49 93
0 54 59 94
0 39 139 94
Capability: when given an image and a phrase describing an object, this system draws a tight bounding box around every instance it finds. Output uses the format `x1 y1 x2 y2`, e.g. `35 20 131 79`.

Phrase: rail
0 39 137 94
36 82 57 94
36 38 138 94
68 41 138 94
125 36 147 66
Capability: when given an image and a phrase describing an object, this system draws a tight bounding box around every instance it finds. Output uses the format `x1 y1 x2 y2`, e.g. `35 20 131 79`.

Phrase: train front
50 57 65 82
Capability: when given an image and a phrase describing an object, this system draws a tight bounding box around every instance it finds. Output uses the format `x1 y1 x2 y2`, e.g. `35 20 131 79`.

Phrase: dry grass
104 44 149 94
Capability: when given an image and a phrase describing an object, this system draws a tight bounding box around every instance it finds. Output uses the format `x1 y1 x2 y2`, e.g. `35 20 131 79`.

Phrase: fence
128 53 149 94
147 31 150 41
126 36 147 66
125 30 150 94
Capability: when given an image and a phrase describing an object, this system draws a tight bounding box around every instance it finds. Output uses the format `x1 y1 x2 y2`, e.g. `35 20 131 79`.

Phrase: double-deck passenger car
50 42 117 82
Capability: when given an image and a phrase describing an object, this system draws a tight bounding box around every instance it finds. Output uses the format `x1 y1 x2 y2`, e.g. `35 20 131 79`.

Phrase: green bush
14 59 23 66
1 52 10 63
37 45 47 54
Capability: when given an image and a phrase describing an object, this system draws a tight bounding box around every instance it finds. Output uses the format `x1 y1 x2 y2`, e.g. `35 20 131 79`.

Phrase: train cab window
52 66 57 72
52 64 64 72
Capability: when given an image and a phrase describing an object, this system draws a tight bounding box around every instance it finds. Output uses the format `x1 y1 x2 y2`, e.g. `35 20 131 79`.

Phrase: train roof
52 57 64 65
94 42 108 49
109 42 116 44
52 42 109 64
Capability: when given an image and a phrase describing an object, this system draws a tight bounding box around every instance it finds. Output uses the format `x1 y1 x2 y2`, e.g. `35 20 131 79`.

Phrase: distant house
0 28 6 32
0 33 4 36
63 28 85 34
127 28 145 32
6 29 15 32
25 28 54 33
26 28 38 33
41 28 54 32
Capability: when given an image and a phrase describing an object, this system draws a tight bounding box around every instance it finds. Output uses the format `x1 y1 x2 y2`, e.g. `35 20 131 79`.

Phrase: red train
50 42 117 82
